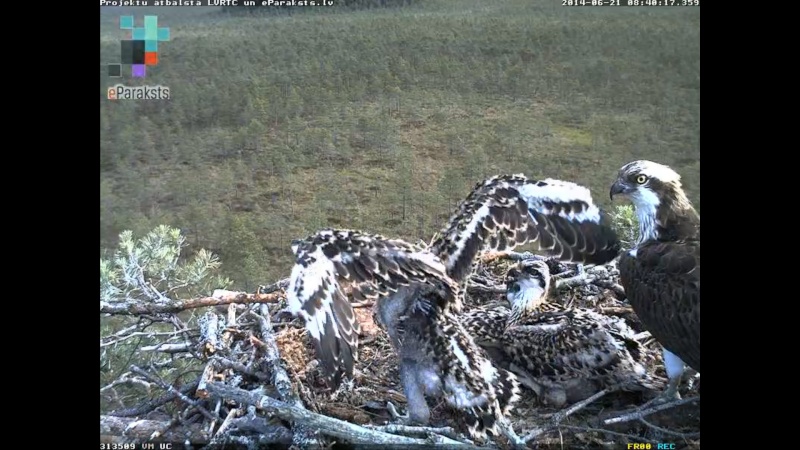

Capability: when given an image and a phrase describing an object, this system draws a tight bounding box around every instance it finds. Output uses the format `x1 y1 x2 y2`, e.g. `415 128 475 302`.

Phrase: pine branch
100 291 282 316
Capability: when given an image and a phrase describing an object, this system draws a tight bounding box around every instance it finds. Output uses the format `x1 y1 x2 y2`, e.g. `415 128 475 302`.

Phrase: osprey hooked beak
505 260 550 312
609 179 631 200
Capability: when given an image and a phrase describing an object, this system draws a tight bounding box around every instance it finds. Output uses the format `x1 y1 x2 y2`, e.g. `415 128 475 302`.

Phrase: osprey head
505 259 551 321
609 160 682 210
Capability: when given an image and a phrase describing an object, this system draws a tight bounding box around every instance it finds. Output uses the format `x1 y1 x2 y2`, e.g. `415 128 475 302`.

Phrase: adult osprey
609 160 700 400
463 259 663 408
287 174 621 439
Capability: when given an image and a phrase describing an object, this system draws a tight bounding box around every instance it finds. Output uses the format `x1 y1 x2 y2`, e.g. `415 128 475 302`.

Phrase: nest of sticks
100 253 700 449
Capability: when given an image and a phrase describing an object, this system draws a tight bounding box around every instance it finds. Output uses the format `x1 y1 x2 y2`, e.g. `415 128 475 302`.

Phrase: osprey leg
390 357 431 425
661 348 685 401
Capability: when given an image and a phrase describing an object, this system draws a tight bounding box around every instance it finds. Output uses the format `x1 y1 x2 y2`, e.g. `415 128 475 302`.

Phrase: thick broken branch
100 291 282 316
196 360 220 400
140 343 192 353
253 304 318 447
206 382 473 447
200 311 221 356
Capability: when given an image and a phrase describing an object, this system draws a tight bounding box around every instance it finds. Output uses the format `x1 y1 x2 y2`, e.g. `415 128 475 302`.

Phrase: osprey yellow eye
636 174 648 184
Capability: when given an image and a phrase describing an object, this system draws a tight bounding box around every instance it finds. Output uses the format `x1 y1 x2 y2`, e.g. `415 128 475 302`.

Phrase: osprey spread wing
287 174 623 389
430 174 622 282
287 230 457 387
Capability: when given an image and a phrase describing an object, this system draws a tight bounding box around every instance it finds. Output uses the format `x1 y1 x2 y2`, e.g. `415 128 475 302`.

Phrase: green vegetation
100 226 230 410
100 0 699 289
609 204 639 251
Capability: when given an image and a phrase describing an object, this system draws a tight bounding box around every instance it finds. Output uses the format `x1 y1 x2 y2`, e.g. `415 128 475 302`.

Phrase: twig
100 373 153 394
140 343 192 353
108 377 201 417
101 328 198 348
100 320 149 343
639 417 701 439
523 387 616 443
206 382 475 447
553 386 616 423
603 397 699 425
599 306 634 316
258 278 290 294
100 291 282 316
207 399 222 434
467 281 506 294
555 274 597 291
130 365 217 422
558 425 659 444
211 408 239 441
210 355 270 381
595 280 626 299
365 424 469 444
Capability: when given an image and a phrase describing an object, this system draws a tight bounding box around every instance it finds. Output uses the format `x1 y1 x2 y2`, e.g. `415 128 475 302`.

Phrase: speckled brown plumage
285 173 627 439
463 260 663 407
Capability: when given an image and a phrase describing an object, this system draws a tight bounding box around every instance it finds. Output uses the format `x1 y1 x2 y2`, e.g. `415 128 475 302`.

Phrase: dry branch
131 365 217 422
365 424 471 444
206 381 475 447
101 291 282 315
523 386 618 443
200 310 221 356
108 378 201 417
252 304 318 447
258 278 290 294
99 415 293 446
603 397 699 426
101 328 196 348
210 355 270 381
196 360 219 400
140 343 192 353
100 415 211 444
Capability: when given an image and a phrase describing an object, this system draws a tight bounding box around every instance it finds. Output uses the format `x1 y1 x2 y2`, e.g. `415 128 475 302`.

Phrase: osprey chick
287 174 622 439
464 259 663 407
288 229 522 439
610 160 700 401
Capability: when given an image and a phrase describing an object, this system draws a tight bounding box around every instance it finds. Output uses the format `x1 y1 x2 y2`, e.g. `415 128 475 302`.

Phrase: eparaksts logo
107 84 170 100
